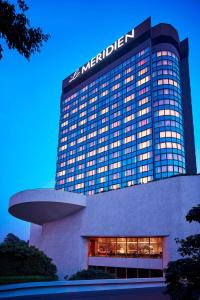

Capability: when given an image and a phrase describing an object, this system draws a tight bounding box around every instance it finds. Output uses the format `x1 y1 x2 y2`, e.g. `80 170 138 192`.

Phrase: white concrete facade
9 175 200 279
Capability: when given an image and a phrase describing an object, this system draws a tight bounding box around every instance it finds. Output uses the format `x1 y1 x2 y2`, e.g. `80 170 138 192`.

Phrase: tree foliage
0 233 57 278
165 204 200 300
0 0 50 60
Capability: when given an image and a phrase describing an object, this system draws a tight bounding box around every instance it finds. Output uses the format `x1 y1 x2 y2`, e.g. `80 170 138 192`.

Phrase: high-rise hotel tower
55 18 196 195
9 18 199 279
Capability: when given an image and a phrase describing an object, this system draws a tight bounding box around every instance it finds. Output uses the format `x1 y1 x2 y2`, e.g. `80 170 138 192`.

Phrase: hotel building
9 18 199 279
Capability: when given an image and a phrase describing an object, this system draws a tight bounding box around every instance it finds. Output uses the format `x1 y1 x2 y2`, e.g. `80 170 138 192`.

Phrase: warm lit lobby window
88 237 163 258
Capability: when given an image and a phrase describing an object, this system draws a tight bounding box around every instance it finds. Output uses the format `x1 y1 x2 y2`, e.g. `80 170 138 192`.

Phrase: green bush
0 234 57 278
0 275 57 285
68 268 117 280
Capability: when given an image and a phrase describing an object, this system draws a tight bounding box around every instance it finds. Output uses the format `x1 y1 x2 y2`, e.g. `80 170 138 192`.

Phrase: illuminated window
87 160 95 167
158 142 183 150
124 135 135 143
68 158 75 165
157 109 180 117
101 107 109 115
138 86 149 96
138 129 151 138
89 96 97 104
69 124 77 131
80 111 86 117
139 152 151 161
137 76 150 86
80 103 87 110
102 82 108 88
57 170 66 177
79 119 87 126
101 90 109 97
125 67 133 74
60 136 67 143
98 146 108 153
125 75 134 84
138 58 147 67
138 107 149 116
77 154 85 161
88 237 163 258
140 165 149 172
59 145 67 151
67 176 74 182
140 176 151 184
89 114 96 121
125 169 133 176
138 67 148 76
110 162 121 169
76 173 84 179
98 166 108 173
139 119 149 127
160 131 181 139
139 140 151 149
61 121 68 128
112 83 120 91
139 96 149 106
124 94 135 103
88 150 96 157
87 131 97 139
75 183 84 189
124 114 134 123
87 170 95 176
110 141 121 148
100 177 106 183
111 121 120 128
99 126 108 134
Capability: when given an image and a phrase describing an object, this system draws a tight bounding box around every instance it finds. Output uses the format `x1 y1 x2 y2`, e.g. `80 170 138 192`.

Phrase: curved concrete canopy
9 189 86 225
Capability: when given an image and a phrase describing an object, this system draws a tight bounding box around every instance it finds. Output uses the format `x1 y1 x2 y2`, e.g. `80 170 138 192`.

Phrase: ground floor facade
9 175 200 278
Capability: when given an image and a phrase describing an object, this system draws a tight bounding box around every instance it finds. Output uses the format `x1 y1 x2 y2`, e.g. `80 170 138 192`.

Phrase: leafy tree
165 204 200 300
0 0 50 60
0 233 57 278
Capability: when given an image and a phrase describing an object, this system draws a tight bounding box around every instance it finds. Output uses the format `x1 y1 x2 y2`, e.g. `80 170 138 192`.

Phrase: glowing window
98 166 108 173
124 114 134 123
124 94 135 103
139 96 149 106
138 129 151 138
138 107 149 116
139 140 151 149
125 75 134 84
137 76 150 86
124 135 135 143
138 67 148 76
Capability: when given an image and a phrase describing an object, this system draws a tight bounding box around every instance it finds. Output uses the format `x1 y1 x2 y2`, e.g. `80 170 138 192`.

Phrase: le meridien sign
68 29 135 83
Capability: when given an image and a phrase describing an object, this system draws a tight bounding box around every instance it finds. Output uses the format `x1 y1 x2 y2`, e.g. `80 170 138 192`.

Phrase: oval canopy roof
9 189 86 225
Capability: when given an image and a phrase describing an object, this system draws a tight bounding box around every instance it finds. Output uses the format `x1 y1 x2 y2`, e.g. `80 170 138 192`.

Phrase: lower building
9 175 200 278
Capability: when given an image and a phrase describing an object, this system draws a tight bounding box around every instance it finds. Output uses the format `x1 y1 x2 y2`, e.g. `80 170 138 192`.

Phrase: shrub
0 234 57 278
68 268 117 280
0 275 57 285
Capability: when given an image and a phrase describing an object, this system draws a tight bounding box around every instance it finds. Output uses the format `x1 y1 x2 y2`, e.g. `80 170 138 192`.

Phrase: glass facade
88 237 163 259
55 46 185 195
88 266 163 279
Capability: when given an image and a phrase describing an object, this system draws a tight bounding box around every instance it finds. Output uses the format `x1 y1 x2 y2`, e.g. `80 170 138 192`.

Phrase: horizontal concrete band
0 278 165 298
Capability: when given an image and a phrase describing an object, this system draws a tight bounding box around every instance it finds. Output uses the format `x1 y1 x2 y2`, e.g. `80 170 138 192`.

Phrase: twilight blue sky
0 0 200 241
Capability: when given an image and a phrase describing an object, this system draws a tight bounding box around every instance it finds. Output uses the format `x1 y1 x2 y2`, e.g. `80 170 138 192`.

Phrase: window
137 76 150 86
138 129 151 138
88 237 163 258
125 75 134 84
138 67 148 76
138 107 149 117
124 94 135 104
124 114 134 123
